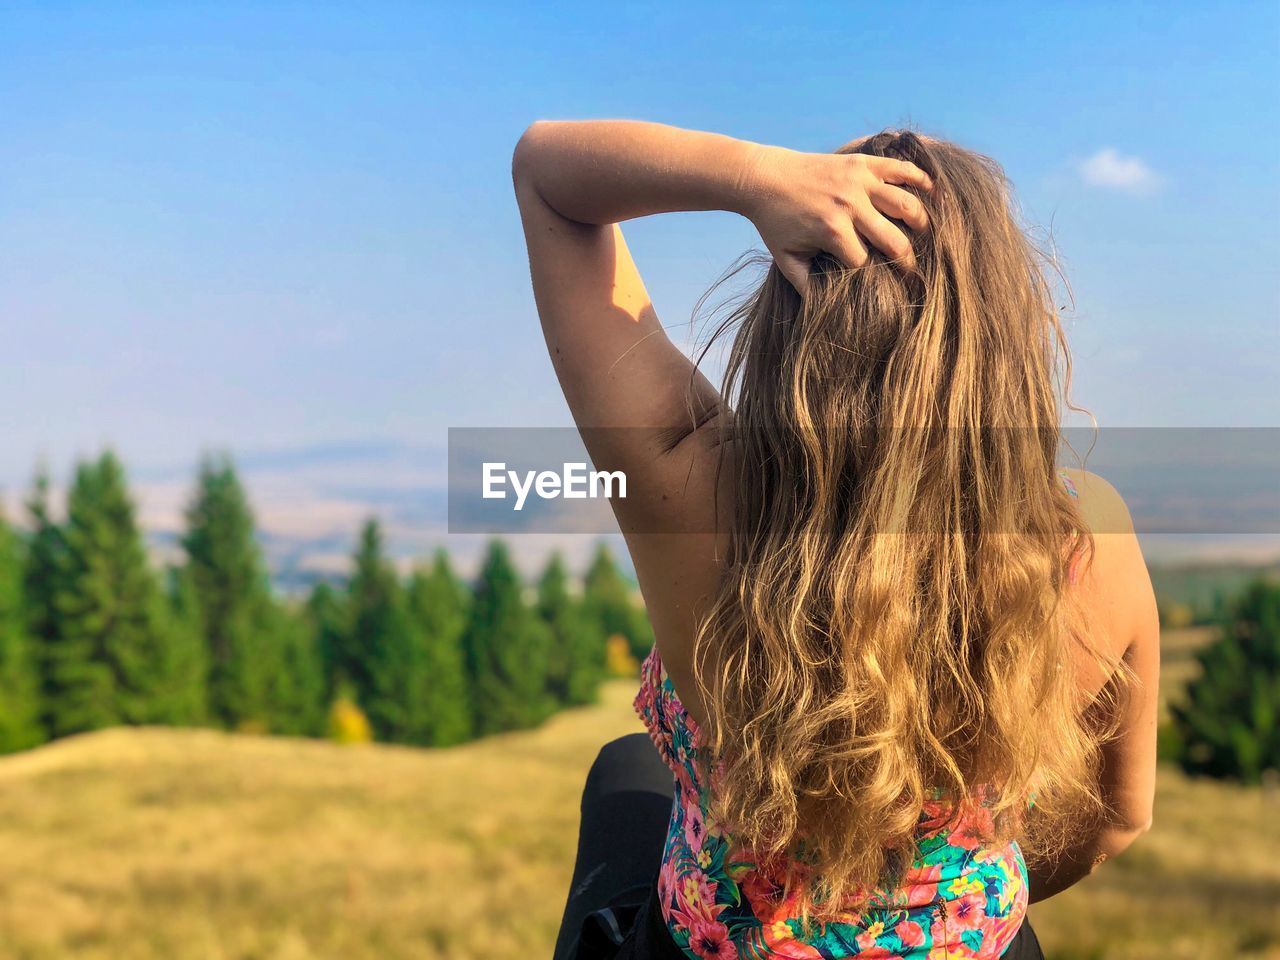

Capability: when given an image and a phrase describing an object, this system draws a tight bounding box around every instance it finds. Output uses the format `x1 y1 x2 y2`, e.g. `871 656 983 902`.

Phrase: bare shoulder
1061 467 1134 536
1061 468 1158 665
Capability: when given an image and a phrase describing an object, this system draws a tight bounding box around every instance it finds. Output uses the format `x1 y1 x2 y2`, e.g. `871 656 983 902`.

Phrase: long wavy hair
690 130 1125 930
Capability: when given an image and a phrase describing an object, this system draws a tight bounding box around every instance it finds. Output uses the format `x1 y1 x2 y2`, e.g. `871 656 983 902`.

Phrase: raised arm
510 120 751 447
510 119 932 531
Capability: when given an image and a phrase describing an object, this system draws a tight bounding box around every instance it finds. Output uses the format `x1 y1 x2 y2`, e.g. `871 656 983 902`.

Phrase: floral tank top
631 471 1080 958
633 652 1029 959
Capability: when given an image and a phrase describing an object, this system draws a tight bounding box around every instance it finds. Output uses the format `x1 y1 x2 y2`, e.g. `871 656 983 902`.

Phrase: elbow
1131 795 1155 838
1107 810 1154 859
1122 804 1154 843
511 120 552 187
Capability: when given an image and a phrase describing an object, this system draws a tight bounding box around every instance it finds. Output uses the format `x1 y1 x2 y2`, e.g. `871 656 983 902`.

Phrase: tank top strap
1058 468 1086 585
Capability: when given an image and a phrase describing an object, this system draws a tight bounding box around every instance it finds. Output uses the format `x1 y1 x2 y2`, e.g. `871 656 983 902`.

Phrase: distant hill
10 438 1275 598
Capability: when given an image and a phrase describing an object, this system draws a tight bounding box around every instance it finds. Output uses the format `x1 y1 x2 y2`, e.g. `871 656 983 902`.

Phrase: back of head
694 130 1114 927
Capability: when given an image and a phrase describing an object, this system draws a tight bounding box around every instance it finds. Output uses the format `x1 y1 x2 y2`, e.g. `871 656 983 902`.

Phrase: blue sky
3 1 1278 492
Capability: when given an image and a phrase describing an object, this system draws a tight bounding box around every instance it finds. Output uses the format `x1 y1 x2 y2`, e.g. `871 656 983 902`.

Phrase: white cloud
1078 148 1161 193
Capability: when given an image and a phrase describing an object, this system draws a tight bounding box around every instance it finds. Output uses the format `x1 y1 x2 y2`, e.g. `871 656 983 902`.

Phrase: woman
513 121 1159 959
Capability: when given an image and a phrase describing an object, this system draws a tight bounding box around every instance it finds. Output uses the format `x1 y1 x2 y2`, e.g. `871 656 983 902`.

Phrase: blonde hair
691 130 1123 931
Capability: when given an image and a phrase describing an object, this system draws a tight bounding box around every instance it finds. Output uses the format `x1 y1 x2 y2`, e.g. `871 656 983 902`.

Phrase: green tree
305 581 348 703
537 552 604 707
24 466 67 729
583 544 653 661
406 551 473 745
51 453 179 732
181 454 276 729
1209 587 1228 625
348 520 427 744
0 507 43 752
151 566 210 725
266 604 326 737
464 541 550 735
1172 578 1280 783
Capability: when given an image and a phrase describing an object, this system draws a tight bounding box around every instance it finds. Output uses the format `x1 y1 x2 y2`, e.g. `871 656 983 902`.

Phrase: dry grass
1026 624 1280 960
0 628 1273 959
0 683 647 960
1028 769 1280 959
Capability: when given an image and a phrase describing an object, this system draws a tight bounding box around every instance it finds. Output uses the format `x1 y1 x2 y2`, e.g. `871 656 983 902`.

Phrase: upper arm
1099 601 1159 834
511 143 723 533
1067 469 1160 832
512 135 734 705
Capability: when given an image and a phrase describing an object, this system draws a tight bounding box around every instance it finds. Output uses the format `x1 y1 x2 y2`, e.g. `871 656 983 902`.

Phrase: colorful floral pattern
634 650 1030 959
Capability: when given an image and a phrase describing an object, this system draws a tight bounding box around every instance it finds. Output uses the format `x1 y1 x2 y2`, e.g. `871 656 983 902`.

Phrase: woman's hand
737 144 934 293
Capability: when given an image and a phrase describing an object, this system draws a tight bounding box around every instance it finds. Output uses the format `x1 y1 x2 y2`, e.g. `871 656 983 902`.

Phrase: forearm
1026 819 1150 903
511 119 765 226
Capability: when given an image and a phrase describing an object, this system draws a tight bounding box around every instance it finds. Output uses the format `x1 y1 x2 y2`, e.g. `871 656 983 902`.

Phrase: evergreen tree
537 552 603 707
181 454 276 729
1210 587 1228 625
539 553 573 704
406 550 473 745
1172 578 1280 783
305 581 348 703
24 466 67 729
0 507 43 752
583 544 653 661
266 604 326 737
464 540 550 735
52 453 174 732
348 520 428 744
367 598 427 744
149 566 210 726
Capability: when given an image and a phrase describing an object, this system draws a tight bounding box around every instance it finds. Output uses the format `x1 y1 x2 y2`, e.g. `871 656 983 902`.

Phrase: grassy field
0 633 1274 959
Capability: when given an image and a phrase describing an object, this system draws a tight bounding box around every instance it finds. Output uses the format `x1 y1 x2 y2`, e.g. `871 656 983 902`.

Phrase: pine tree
1210 587 1228 625
367 599 427 744
348 520 428 744
305 582 348 703
464 541 550 735
266 604 326 737
0 507 43 752
539 553 573 704
537 552 603 707
181 454 276 729
24 466 67 730
1172 578 1280 783
149 567 210 726
52 453 173 732
570 609 606 705
583 544 653 661
406 551 473 745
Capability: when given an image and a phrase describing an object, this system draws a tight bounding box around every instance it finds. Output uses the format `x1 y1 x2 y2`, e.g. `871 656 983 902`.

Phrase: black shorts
571 877 684 960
